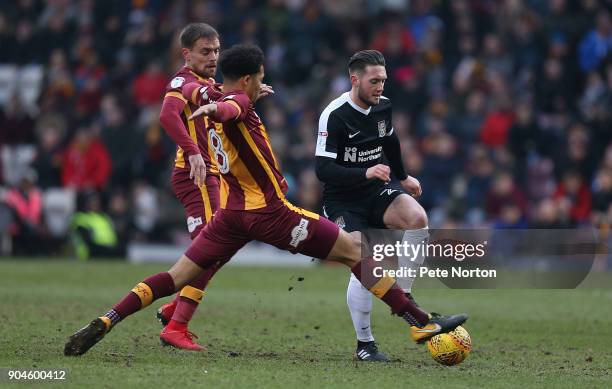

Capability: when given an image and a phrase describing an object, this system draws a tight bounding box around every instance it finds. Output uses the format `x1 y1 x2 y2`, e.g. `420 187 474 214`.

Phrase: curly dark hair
219 44 264 81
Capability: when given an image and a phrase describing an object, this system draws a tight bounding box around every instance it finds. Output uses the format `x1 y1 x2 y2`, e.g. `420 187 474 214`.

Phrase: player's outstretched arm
182 81 223 105
188 101 240 122
183 81 273 105
189 103 218 120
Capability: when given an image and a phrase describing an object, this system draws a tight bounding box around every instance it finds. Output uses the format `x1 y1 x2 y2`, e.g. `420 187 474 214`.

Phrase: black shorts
322 184 405 232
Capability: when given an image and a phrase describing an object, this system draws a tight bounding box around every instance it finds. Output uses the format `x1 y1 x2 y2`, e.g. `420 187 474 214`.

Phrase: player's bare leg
326 229 467 343
383 193 428 230
64 256 206 356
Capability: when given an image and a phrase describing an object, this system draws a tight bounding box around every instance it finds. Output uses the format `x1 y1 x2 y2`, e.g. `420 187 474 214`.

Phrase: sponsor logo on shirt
344 146 382 163
344 147 357 162
187 216 203 233
290 218 310 248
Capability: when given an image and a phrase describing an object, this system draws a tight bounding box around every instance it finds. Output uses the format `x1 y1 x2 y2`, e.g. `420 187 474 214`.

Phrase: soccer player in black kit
316 50 432 362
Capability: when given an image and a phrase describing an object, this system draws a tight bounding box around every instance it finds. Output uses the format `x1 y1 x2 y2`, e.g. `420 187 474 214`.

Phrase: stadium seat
0 145 37 186
0 189 13 256
0 65 18 107
42 188 76 238
18 65 44 111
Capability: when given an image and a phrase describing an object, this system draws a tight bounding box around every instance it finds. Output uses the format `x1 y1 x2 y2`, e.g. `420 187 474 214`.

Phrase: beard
191 62 216 78
200 67 216 78
357 89 380 107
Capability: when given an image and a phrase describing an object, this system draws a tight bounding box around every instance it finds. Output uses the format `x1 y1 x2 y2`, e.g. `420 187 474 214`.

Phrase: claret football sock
167 265 218 326
351 257 429 327
105 272 176 327
171 285 204 324
166 319 188 332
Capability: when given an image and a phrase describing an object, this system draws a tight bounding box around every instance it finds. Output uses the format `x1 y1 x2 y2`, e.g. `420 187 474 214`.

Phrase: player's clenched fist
400 175 422 197
189 103 218 120
365 164 391 182
188 154 207 186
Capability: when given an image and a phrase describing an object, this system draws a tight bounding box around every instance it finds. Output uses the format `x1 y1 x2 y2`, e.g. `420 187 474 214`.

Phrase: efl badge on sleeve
171 76 185 88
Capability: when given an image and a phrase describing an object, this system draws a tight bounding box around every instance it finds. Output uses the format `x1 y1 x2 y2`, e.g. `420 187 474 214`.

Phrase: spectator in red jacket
479 95 516 148
372 18 416 57
61 125 111 191
554 169 592 224
132 61 168 108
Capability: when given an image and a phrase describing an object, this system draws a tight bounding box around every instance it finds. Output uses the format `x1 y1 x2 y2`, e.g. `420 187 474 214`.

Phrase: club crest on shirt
377 120 386 137
171 76 185 88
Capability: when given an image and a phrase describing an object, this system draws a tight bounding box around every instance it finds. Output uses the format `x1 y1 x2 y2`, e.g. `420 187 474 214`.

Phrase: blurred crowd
0 0 610 258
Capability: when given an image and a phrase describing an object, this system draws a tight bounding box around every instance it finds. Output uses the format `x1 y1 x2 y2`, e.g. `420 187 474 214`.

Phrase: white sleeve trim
386 127 395 136
315 95 346 159
316 150 338 158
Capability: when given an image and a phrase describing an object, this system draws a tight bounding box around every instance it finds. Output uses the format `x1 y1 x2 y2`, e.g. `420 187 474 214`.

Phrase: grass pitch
0 260 611 388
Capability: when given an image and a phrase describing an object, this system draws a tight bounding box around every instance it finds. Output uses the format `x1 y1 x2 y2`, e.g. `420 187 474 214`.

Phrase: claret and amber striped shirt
161 66 221 175
208 91 289 210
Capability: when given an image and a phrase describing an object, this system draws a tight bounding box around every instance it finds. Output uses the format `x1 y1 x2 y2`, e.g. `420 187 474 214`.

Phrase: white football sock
396 227 429 293
346 273 374 342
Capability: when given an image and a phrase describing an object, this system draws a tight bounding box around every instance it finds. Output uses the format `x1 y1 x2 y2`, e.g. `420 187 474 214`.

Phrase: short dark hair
179 23 219 49
219 44 264 80
348 50 386 73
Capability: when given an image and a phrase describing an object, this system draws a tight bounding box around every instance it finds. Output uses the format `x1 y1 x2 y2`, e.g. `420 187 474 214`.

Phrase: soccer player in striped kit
157 23 273 350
